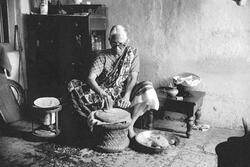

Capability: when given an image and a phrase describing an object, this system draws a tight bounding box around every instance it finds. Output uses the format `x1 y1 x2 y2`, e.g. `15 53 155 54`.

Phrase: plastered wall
29 0 250 129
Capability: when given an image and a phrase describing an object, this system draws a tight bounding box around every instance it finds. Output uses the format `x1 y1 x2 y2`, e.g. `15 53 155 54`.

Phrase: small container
40 0 48 15
91 34 102 51
165 87 179 97
86 1 91 5
73 0 83 4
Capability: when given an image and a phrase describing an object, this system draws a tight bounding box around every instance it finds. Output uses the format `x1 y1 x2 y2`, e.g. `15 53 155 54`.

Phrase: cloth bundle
173 72 201 87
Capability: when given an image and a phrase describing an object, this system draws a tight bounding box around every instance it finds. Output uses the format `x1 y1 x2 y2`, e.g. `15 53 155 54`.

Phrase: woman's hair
109 25 128 42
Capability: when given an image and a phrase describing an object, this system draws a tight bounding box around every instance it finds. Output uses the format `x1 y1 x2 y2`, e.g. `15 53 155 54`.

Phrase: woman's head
109 25 129 55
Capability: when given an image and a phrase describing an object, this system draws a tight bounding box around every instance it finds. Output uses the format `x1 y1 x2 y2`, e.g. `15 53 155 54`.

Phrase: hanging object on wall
233 0 248 6
14 25 25 90
14 25 22 52
40 0 49 15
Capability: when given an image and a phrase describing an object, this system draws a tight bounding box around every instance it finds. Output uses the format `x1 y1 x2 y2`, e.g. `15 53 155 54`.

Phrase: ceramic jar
166 87 179 97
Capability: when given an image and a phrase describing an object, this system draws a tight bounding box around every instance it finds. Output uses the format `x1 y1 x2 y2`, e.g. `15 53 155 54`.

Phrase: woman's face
109 34 127 56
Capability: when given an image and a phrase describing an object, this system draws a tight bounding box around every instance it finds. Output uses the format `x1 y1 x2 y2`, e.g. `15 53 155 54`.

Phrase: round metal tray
135 130 180 154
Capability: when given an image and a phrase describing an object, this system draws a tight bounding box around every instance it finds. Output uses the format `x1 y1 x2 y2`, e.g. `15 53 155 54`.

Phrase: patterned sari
68 46 159 117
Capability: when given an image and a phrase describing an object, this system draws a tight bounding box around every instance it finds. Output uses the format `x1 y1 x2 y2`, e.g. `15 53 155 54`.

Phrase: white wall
29 0 250 129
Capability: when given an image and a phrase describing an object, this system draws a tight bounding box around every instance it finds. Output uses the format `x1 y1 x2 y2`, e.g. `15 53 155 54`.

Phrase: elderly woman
68 25 159 138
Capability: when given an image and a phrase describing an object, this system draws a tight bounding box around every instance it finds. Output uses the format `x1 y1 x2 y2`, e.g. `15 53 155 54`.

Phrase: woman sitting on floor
68 25 159 138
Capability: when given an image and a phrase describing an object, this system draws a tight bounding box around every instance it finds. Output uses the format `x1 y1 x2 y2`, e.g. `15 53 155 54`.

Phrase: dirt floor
0 118 249 167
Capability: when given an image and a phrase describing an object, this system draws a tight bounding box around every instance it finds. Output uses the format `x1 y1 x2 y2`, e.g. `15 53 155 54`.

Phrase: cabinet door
26 15 106 102
57 16 90 84
27 16 61 100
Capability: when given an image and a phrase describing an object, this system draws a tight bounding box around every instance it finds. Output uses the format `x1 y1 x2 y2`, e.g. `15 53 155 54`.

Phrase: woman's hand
99 89 114 109
99 89 109 98
117 96 131 108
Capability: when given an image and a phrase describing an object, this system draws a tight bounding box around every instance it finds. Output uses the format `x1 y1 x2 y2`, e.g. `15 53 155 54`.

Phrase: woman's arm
87 73 108 97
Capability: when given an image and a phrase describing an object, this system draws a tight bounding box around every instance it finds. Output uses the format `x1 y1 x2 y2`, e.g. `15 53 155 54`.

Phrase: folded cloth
173 73 201 87
130 85 159 111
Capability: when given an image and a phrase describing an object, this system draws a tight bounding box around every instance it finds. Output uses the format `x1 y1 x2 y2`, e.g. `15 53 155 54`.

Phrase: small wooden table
161 91 206 138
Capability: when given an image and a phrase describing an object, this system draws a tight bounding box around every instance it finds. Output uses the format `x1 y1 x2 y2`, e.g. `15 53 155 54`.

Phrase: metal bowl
34 97 60 109
135 130 180 154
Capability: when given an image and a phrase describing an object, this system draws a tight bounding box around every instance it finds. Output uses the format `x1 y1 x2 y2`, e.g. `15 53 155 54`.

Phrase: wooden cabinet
26 5 107 102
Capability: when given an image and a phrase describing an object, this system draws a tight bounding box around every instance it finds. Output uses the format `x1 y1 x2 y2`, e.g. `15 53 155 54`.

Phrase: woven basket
93 121 131 152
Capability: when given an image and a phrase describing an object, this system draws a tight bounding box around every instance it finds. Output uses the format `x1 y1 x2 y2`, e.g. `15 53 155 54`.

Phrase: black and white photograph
0 0 250 166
